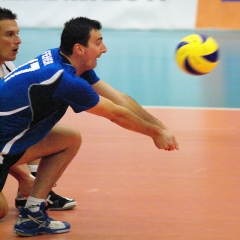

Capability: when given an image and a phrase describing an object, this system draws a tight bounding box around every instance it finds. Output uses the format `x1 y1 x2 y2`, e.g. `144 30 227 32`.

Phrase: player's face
0 19 21 65
83 29 107 70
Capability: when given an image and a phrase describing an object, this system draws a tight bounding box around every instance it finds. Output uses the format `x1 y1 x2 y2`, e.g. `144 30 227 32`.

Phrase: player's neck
0 60 5 66
60 51 85 76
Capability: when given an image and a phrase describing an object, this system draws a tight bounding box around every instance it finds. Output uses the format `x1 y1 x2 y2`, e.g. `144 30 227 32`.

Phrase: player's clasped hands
153 129 179 151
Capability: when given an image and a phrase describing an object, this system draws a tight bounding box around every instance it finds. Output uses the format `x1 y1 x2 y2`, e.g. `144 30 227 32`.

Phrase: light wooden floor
1 107 240 239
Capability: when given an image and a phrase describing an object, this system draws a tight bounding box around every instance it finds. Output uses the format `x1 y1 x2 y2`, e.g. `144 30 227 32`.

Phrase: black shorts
0 152 25 192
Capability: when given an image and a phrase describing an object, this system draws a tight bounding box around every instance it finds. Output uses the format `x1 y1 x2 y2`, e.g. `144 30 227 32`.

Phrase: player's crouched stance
9 126 80 236
0 16 178 237
13 202 70 236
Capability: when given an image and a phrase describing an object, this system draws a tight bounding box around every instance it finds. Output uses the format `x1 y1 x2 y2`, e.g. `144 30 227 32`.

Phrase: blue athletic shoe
13 202 70 236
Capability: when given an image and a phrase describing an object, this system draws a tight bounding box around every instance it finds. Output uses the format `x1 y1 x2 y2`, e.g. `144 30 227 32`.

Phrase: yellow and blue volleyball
175 34 219 75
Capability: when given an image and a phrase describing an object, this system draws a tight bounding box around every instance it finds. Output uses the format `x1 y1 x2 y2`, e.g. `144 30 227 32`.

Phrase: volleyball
175 34 219 75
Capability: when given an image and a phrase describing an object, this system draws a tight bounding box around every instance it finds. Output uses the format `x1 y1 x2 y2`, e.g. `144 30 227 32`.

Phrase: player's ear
74 44 84 54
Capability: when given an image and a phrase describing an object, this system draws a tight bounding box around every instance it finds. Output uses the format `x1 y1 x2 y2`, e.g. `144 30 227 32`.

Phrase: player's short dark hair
60 17 102 56
0 7 17 21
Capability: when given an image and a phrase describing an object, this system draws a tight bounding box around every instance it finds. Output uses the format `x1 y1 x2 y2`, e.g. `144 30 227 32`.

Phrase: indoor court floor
1 29 240 239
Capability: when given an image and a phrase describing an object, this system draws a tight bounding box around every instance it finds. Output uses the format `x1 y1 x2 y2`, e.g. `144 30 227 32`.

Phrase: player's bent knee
55 125 81 139
72 129 82 146
61 125 82 147
0 192 9 219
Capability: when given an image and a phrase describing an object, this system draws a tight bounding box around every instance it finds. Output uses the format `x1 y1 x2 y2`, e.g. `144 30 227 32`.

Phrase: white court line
143 106 240 111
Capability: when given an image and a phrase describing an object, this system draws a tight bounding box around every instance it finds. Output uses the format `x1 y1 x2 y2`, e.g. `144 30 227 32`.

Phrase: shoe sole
13 228 70 237
47 202 77 211
14 228 70 237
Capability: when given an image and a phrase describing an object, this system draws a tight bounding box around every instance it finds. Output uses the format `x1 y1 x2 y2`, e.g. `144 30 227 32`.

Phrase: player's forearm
87 97 160 138
108 106 178 150
110 105 162 139
87 97 178 150
118 93 167 129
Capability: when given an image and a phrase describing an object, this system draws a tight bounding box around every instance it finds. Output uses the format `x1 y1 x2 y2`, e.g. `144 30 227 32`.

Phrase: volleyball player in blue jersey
0 16 178 236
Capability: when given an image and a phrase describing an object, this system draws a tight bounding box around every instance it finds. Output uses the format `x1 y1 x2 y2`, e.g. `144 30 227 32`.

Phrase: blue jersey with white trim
0 48 100 158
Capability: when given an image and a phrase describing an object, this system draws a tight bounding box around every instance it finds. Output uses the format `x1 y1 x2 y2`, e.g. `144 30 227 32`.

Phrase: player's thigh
16 124 81 165
0 192 8 219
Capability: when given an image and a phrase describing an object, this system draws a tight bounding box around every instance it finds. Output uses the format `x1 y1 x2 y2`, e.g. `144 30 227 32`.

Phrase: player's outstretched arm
93 80 169 129
86 96 178 151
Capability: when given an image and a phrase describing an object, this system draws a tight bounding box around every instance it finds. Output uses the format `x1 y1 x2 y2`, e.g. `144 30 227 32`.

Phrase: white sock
28 164 38 173
25 196 45 212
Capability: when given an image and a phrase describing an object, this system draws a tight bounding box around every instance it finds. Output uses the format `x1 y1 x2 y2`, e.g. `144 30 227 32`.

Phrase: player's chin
92 59 97 68
10 55 17 61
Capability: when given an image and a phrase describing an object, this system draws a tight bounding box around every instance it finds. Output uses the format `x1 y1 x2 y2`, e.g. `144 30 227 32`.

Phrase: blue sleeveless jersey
0 48 100 160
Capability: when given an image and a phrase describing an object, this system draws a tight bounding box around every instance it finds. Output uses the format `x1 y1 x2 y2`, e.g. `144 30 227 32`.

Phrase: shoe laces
27 214 50 228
